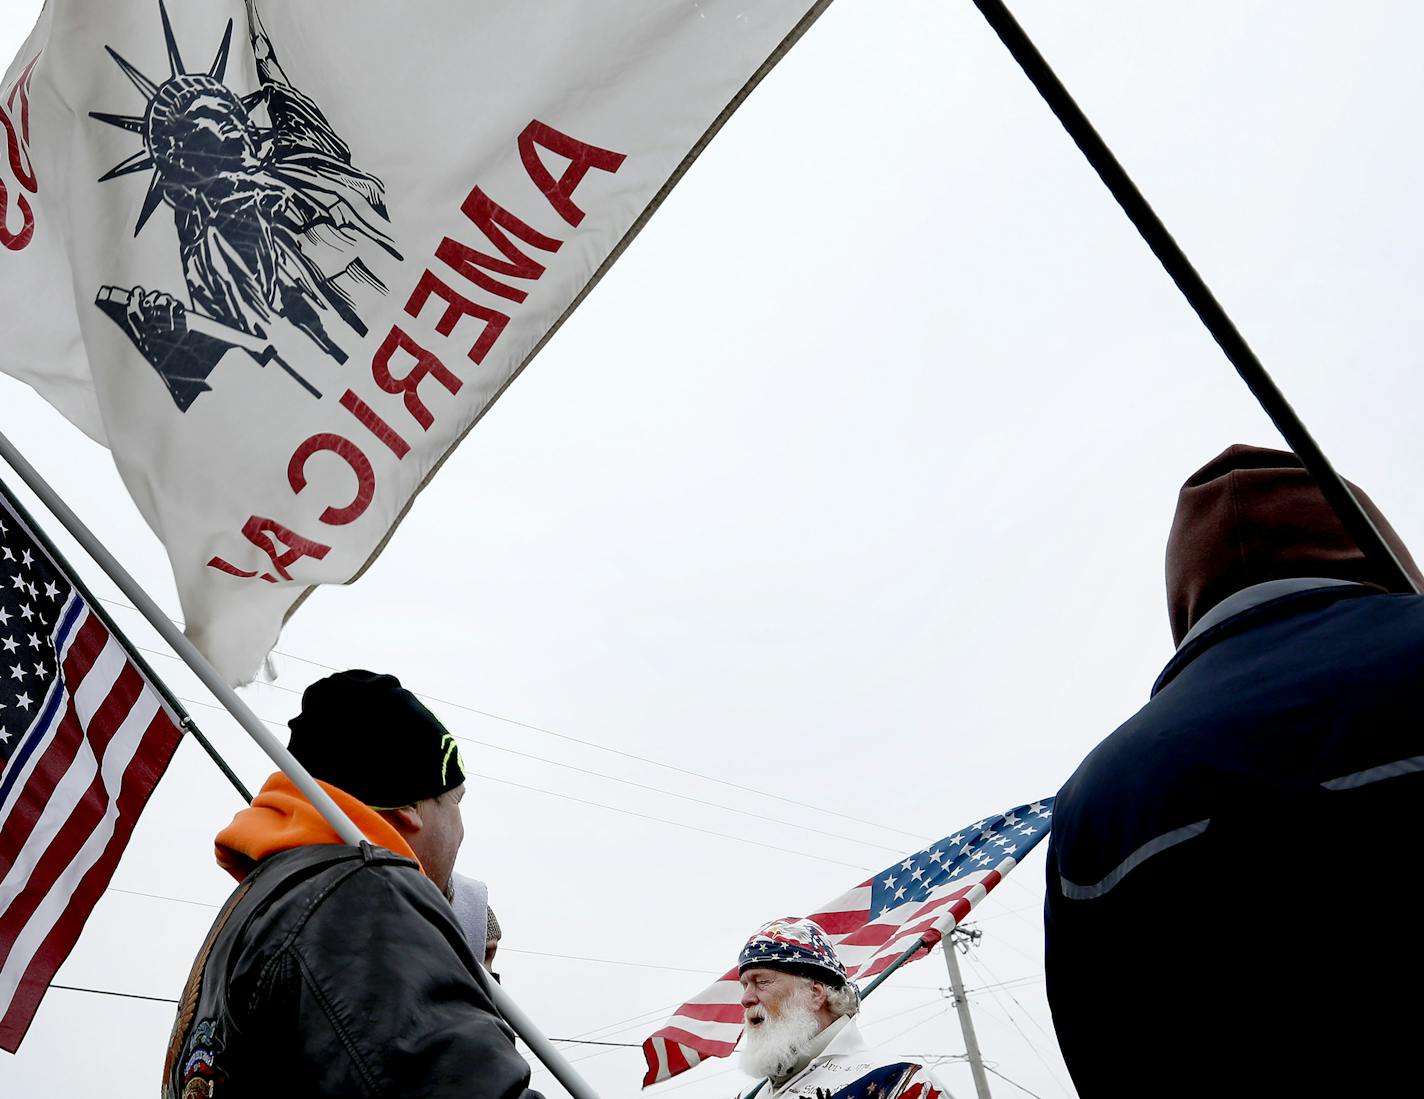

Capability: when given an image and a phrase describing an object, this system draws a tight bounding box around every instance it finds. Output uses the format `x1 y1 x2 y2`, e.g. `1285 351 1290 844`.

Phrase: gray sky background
4 2 1424 1097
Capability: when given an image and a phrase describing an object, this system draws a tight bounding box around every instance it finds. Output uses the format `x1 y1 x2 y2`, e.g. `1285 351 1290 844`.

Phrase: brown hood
1165 444 1422 645
215 772 421 882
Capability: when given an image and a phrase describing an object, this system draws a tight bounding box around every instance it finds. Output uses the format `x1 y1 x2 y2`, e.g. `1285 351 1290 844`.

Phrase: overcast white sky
4 2 1424 1097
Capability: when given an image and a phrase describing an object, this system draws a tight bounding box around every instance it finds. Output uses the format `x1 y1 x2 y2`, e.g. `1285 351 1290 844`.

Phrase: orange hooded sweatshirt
215 772 423 882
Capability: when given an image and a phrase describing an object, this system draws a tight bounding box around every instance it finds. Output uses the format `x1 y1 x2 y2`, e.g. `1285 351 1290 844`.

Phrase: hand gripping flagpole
0 429 603 1099
965 0 1422 597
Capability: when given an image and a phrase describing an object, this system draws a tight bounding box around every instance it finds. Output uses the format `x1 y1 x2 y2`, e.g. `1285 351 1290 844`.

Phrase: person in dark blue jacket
1045 444 1424 1097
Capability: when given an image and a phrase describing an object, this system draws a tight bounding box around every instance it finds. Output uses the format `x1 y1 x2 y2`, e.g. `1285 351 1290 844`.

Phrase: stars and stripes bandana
641 798 1054 1087
738 917 847 985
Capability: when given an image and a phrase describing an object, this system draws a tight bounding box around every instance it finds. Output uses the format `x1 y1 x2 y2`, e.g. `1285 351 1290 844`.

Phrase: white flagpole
0 428 602 1099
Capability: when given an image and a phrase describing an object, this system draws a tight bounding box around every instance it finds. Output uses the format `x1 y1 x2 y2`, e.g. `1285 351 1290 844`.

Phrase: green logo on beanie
439 730 463 785
286 670 467 807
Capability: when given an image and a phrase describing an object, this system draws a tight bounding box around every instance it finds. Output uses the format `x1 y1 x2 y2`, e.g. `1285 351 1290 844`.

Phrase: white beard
738 988 825 1082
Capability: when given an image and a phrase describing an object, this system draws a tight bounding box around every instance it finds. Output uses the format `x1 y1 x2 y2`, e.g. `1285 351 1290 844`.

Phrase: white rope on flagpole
0 428 603 1099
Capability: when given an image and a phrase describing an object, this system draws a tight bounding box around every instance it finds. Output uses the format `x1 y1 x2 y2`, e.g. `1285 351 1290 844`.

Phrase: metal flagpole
0 429 367 845
0 468 251 803
0 429 603 1099
943 931 991 1099
966 0 1423 598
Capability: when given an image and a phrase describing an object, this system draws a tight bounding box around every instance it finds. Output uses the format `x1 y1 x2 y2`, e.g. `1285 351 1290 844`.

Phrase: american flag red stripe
0 706 179 1043
641 800 1054 1087
0 615 106 861
0 492 185 1051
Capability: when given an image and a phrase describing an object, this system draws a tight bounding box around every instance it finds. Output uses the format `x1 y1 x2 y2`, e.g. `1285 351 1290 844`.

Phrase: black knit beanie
287 669 465 808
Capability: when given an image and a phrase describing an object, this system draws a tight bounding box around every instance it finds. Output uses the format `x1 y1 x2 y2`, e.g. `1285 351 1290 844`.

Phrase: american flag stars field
0 486 185 1051
0 518 69 753
869 805 1051 918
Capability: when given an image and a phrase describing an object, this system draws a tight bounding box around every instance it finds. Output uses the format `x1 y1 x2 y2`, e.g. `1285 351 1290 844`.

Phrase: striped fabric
0 486 184 1051
641 799 1054 1087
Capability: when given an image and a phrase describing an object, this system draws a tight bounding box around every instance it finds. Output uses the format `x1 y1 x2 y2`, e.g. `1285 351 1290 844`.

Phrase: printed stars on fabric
867 800 1054 919
0 513 74 758
738 917 847 982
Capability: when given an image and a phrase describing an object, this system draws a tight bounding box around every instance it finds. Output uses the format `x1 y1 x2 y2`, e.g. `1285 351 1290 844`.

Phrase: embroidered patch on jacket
179 1018 226 1098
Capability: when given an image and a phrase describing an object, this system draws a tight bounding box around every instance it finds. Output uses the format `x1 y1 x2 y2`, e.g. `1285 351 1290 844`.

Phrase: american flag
641 799 1054 1087
0 484 184 1051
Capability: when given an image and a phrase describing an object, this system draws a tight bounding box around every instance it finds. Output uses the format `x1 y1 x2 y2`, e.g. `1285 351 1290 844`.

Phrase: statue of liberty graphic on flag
89 0 401 411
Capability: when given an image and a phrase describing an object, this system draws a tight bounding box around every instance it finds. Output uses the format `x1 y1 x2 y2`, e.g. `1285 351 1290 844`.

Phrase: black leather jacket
164 843 544 1099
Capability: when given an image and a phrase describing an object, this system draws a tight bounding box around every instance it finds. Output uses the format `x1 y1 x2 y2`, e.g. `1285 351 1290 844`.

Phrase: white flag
0 0 830 682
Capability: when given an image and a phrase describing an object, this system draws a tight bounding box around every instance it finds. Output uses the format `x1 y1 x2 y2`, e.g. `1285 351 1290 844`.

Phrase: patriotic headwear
738 917 848 987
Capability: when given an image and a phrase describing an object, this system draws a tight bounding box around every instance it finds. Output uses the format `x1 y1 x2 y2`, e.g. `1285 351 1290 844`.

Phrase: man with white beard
736 918 949 1099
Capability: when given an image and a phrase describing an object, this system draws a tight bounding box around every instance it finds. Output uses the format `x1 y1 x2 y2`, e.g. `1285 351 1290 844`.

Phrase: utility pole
944 926 992 1099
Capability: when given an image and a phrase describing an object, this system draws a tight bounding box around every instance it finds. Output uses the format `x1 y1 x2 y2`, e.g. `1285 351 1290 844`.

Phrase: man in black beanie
281 668 468 897
163 670 542 1099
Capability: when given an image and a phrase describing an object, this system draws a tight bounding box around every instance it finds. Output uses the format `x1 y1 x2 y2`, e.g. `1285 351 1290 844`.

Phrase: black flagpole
968 0 1421 596
0 470 252 802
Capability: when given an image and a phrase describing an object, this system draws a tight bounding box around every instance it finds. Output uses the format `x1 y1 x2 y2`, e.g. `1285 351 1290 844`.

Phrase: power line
101 884 1047 994
53 976 1051 1093
566 1000 683 1042
556 992 967 1074
98 884 735 978
493 945 718 977
107 885 220 909
554 992 978 1082
165 694 869 869
892 973 1045 999
450 733 904 855
561 1037 646 1068
45 983 644 1047
868 1002 954 1049
51 974 1038 1079
102 596 930 844
641 1059 742 1094
278 661 932 843
960 950 1055 1044
550 1039 639 1048
169 691 900 860
631 1002 959 1085
984 1064 1047 1099
553 992 960 1077
965 917 1043 971
50 982 176 1005
474 772 871 870
174 693 289 729
890 1052 971 1064
106 604 1053 893
624 996 956 1093
514 999 678 1072
963 976 1043 997
958 951 1073 1099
